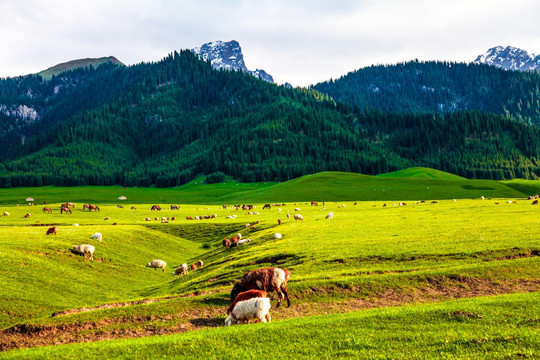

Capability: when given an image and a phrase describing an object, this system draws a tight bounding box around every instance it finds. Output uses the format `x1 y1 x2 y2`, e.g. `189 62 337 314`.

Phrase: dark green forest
313 61 540 126
0 52 539 187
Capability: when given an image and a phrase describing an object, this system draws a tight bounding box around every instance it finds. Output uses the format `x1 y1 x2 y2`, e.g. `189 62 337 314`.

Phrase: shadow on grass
189 317 223 327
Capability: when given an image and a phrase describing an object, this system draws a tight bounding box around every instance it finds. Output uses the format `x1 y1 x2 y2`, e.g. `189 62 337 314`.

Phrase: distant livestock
278 219 282 225
294 214 304 221
91 232 103 242
73 244 95 260
231 267 291 308
146 259 167 272
172 263 188 277
225 297 271 326
150 205 161 211
46 227 57 236
294 208 301 212
24 213 31 218
3 212 9 216
311 201 318 206
223 238 231 247
263 204 271 210
197 260 203 268
273 233 282 239
170 205 179 210
191 263 196 271
42 207 53 213
325 212 334 219
533 199 539 205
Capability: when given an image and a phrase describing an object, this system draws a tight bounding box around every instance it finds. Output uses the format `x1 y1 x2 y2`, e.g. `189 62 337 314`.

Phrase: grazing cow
186 216 193 220
83 204 90 211
42 207 53 213
151 205 161 211
131 206 137 210
223 238 231 247
294 214 304 221
311 201 318 206
90 205 100 212
46 227 57 236
231 267 291 308
263 204 271 210
197 260 203 268
191 264 197 271
60 206 72 214
171 205 180 210
278 219 282 225
24 213 31 218
533 199 539 205
117 205 124 209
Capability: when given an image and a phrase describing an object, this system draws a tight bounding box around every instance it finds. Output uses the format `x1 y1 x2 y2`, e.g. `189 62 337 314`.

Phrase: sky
1 0 539 86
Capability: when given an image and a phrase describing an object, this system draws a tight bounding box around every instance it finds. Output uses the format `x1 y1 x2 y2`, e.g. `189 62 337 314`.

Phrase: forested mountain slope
0 53 539 187
313 61 540 127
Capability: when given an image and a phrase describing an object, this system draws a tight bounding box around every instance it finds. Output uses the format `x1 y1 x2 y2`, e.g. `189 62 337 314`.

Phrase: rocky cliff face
192 40 274 82
474 46 540 71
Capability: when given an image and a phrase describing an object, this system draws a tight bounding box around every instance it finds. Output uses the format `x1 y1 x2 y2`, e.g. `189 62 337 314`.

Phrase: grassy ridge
2 292 538 359
0 170 537 206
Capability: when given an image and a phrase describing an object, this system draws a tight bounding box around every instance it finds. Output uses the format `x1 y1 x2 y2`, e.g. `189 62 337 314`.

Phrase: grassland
0 170 539 206
0 170 538 358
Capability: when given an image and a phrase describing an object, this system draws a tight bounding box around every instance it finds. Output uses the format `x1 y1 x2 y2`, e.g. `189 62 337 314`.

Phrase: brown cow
46 227 57 236
533 199 539 205
190 264 197 271
223 238 231 247
42 207 53 213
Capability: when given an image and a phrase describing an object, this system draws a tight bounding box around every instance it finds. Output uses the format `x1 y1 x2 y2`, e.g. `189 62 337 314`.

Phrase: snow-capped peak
191 40 274 82
474 46 540 71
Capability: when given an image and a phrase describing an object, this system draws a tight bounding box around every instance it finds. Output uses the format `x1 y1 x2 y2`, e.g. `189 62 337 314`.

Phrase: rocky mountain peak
192 40 274 82
474 46 540 71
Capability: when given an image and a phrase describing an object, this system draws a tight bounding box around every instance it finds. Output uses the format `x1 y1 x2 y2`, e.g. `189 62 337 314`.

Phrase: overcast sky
1 0 539 86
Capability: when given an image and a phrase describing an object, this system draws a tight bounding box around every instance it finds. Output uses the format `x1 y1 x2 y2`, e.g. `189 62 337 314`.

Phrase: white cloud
0 0 539 85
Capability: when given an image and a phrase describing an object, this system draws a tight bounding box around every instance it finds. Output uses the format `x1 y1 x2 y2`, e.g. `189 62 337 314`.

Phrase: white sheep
237 238 251 245
172 263 188 277
146 259 167 272
91 232 103 242
273 233 283 239
325 212 334 219
3 212 9 216
225 297 271 326
72 244 95 260
72 223 79 226
294 207 301 212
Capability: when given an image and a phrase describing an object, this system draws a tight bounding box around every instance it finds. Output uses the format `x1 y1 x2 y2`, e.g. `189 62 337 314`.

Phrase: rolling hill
37 56 124 80
0 169 537 206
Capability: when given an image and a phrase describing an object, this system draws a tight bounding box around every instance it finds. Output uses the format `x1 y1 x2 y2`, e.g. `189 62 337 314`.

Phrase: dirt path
1 277 539 352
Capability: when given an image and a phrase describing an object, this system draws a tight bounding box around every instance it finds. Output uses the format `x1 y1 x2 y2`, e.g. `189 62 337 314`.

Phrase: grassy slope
0 171 538 357
377 167 467 180
0 170 534 206
2 292 538 359
38 57 123 80
0 197 539 329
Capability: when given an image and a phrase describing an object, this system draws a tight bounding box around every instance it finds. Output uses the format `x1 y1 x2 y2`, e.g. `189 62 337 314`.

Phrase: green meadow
0 170 538 358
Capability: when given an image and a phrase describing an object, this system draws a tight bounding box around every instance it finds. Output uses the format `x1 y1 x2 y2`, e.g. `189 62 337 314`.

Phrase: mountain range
0 43 539 187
